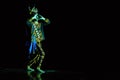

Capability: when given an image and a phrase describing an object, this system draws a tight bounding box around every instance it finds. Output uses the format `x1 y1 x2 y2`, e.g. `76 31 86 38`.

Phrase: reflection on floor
0 68 88 80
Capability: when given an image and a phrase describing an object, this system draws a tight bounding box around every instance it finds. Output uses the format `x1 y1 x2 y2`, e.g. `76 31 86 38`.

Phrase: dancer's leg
36 45 45 73
27 54 40 71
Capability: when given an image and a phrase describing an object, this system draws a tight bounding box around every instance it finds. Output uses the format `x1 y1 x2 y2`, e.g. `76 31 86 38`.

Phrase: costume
26 6 50 73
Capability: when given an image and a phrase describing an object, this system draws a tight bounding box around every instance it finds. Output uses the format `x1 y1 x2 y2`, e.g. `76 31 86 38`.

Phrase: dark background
0 0 102 72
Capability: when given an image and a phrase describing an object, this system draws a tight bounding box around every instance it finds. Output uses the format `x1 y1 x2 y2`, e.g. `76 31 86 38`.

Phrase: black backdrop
0 0 100 72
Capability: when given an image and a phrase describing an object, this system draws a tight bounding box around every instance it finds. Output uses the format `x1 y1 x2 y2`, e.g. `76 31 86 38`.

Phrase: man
26 6 50 73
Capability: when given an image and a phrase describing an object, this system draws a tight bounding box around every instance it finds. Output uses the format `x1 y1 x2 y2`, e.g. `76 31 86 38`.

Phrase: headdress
28 6 38 14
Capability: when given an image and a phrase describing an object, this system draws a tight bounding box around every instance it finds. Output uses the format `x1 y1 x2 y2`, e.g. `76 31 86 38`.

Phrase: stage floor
0 68 88 80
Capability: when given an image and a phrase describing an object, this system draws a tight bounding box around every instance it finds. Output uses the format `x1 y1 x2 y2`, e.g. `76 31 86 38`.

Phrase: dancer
26 6 50 73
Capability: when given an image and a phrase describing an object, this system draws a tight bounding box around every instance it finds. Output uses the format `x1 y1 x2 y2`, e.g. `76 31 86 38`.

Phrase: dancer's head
28 6 38 15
